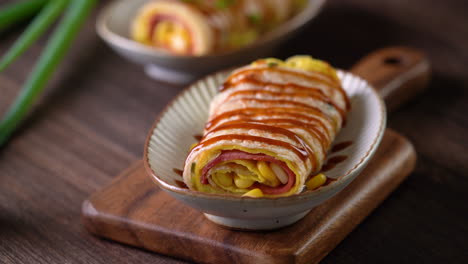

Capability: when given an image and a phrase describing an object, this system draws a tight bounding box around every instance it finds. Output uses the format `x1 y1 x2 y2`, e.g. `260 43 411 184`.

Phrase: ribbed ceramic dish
144 70 386 230
96 0 326 83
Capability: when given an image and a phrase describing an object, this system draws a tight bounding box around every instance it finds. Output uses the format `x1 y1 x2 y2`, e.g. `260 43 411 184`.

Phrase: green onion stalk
0 0 68 71
0 0 97 146
0 0 48 32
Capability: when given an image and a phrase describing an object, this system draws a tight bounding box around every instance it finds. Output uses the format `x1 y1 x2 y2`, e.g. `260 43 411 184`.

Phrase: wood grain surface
82 129 416 264
0 0 467 263
81 44 428 264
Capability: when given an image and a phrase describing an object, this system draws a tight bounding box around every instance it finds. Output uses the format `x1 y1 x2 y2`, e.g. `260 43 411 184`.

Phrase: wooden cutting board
81 47 430 264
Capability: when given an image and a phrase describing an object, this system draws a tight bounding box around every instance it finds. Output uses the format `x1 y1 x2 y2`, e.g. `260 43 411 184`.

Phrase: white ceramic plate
144 70 386 230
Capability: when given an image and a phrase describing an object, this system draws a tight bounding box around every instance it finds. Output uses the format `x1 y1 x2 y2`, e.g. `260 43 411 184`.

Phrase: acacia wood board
82 129 415 264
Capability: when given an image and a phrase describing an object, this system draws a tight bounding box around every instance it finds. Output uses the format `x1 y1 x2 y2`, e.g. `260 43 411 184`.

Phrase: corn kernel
306 173 327 190
154 21 173 43
242 188 264 198
216 173 233 187
285 56 339 82
257 161 280 187
234 176 254 189
169 26 190 53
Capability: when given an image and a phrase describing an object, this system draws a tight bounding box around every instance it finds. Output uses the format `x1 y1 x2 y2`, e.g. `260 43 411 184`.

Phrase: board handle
350 46 430 111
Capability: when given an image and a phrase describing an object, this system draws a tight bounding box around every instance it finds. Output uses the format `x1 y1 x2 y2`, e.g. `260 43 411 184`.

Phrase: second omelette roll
183 56 350 197
131 0 306 55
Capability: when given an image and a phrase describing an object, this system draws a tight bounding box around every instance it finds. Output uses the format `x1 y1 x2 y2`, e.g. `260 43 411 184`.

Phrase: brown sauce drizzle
172 169 188 188
206 107 331 133
222 68 338 91
208 118 329 157
214 97 337 128
252 117 329 143
193 134 203 141
332 141 353 152
221 77 348 118
321 155 348 172
268 121 329 154
172 168 183 177
316 142 352 179
228 97 324 110
175 180 188 189
228 78 328 96
221 67 350 111
206 123 302 143
193 134 310 162
219 88 347 122
323 177 336 187
204 123 316 167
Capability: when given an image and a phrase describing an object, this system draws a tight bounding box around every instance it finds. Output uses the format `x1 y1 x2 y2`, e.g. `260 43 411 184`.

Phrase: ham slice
201 150 296 194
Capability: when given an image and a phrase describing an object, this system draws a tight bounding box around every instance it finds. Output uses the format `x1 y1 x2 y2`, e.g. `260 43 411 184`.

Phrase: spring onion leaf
0 0 96 145
267 62 278 67
0 0 68 72
0 0 48 32
191 162 196 174
215 0 235 10
248 13 262 25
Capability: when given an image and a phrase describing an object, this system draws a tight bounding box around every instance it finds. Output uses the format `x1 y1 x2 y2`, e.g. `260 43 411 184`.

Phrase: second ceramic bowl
96 0 327 83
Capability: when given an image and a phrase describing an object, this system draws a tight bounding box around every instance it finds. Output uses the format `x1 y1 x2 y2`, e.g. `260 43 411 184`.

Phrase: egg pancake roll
183 56 350 197
131 0 306 55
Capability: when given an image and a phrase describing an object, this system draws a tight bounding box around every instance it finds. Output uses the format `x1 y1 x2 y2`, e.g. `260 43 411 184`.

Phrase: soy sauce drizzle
221 67 350 111
204 122 316 167
321 155 348 172
311 142 352 186
175 180 188 189
222 68 339 92
205 107 332 132
193 134 309 161
323 178 336 186
212 118 329 156
218 86 347 121
332 141 353 152
172 168 183 177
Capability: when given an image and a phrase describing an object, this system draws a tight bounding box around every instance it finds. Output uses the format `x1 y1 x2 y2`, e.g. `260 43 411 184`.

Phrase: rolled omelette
183 56 350 197
131 0 306 55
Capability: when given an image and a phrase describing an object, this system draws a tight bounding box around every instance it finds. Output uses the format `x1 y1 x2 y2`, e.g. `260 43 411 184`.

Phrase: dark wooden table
1 0 467 263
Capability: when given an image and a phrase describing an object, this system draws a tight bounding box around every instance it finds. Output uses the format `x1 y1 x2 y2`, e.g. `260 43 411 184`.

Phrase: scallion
0 0 68 72
0 0 96 145
0 0 48 32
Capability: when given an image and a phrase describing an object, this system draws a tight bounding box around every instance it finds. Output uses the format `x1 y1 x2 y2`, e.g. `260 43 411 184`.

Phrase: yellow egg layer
251 56 340 83
154 21 191 53
191 145 301 197
132 13 191 54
